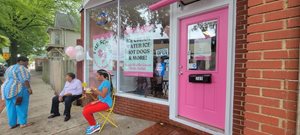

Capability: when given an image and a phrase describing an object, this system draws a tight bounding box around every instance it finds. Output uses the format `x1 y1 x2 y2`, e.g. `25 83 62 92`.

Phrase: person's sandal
20 122 34 128
10 124 20 129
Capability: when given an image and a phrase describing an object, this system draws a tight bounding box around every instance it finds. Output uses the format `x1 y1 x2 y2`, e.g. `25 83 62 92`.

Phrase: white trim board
225 0 236 135
115 92 169 106
83 0 113 9
168 0 236 135
83 8 88 83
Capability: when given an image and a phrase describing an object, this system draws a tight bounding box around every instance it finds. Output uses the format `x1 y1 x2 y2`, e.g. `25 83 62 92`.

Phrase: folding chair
98 90 118 132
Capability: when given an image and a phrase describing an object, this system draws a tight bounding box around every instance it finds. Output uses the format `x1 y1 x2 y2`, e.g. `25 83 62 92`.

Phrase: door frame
168 0 236 134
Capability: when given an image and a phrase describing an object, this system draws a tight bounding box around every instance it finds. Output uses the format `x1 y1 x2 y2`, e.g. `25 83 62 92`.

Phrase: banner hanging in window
92 33 114 71
124 38 154 77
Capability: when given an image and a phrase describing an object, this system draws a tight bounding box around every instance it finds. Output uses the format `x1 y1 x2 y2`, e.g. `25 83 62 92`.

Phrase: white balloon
75 45 84 53
76 51 84 62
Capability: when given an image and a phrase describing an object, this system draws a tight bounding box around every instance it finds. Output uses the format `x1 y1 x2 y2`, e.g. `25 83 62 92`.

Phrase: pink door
178 8 228 129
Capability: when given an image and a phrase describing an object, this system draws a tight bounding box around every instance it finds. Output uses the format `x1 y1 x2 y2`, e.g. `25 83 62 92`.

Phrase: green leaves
0 0 81 58
0 35 10 48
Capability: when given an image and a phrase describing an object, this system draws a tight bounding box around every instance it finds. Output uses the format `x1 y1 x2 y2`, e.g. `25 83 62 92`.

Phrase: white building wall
64 30 80 47
49 31 56 44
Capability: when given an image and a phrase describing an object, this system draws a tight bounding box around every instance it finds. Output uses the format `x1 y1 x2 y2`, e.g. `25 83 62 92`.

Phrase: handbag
15 89 24 105
15 96 23 105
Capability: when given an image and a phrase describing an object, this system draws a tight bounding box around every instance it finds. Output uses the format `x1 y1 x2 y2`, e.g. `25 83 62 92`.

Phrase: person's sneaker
85 123 100 134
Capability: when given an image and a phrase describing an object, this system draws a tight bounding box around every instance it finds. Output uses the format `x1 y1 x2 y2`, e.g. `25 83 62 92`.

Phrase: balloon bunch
65 45 84 62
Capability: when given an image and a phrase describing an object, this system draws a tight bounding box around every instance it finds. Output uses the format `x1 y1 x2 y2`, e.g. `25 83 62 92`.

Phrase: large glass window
119 0 169 100
86 0 170 101
87 1 118 88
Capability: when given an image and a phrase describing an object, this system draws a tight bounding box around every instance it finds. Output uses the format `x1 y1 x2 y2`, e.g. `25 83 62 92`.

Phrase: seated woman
82 69 113 135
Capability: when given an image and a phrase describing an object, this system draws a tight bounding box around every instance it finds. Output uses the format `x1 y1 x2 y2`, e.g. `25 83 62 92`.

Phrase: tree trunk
8 40 18 66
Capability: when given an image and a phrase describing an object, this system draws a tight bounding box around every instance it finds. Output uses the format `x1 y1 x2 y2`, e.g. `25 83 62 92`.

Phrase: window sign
156 48 168 57
92 33 114 71
194 38 212 60
124 38 154 77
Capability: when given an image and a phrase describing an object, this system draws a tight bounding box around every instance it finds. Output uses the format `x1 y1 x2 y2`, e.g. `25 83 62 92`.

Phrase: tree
0 0 55 64
0 35 10 48
0 0 81 65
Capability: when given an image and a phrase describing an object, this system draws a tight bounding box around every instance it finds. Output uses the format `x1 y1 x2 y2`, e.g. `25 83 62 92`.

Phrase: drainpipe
296 46 300 135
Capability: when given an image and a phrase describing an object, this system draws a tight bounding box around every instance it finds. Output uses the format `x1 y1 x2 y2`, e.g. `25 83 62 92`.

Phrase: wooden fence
42 59 76 94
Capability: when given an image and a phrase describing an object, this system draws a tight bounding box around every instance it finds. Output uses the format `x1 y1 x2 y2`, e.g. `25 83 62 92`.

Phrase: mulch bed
138 122 203 135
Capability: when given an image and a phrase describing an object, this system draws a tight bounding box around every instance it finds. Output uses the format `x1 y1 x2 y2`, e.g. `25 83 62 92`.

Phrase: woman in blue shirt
82 69 113 134
1 56 33 129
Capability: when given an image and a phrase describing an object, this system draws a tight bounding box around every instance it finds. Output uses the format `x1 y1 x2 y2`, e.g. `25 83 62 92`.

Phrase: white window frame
168 0 236 135
83 0 170 106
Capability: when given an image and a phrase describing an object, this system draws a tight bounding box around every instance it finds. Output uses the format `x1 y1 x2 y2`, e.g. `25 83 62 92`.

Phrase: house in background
43 12 80 94
46 12 80 59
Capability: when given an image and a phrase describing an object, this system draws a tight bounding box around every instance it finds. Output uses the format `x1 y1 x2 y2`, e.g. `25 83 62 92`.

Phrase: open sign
156 48 168 56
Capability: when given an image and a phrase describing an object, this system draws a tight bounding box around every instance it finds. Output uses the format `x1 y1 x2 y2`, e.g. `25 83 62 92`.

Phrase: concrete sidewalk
0 71 155 135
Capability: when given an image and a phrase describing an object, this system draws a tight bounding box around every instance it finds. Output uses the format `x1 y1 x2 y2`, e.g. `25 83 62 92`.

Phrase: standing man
1 56 33 128
48 73 82 121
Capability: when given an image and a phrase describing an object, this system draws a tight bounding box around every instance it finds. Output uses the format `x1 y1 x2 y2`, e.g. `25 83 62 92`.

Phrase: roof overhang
83 0 200 10
149 0 178 11
149 0 201 11
83 0 114 9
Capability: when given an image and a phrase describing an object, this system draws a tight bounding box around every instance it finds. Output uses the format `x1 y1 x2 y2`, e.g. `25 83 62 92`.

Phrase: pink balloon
65 46 76 58
65 46 73 55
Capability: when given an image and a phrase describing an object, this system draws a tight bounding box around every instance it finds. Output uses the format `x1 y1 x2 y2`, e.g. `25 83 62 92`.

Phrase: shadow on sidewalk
0 71 155 135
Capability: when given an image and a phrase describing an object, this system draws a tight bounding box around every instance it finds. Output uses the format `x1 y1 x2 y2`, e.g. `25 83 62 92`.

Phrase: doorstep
138 122 211 135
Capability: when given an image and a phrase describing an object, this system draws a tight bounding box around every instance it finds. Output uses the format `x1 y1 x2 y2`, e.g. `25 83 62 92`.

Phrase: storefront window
87 1 118 88
119 0 170 100
86 0 170 101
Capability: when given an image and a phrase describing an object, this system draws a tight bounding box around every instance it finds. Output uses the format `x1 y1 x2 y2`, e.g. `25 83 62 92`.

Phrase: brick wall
245 0 300 135
114 96 209 135
233 0 248 135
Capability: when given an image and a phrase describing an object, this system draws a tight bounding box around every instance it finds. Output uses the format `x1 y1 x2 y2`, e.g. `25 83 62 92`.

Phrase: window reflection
88 1 118 88
188 20 217 71
119 0 170 99
86 0 170 100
